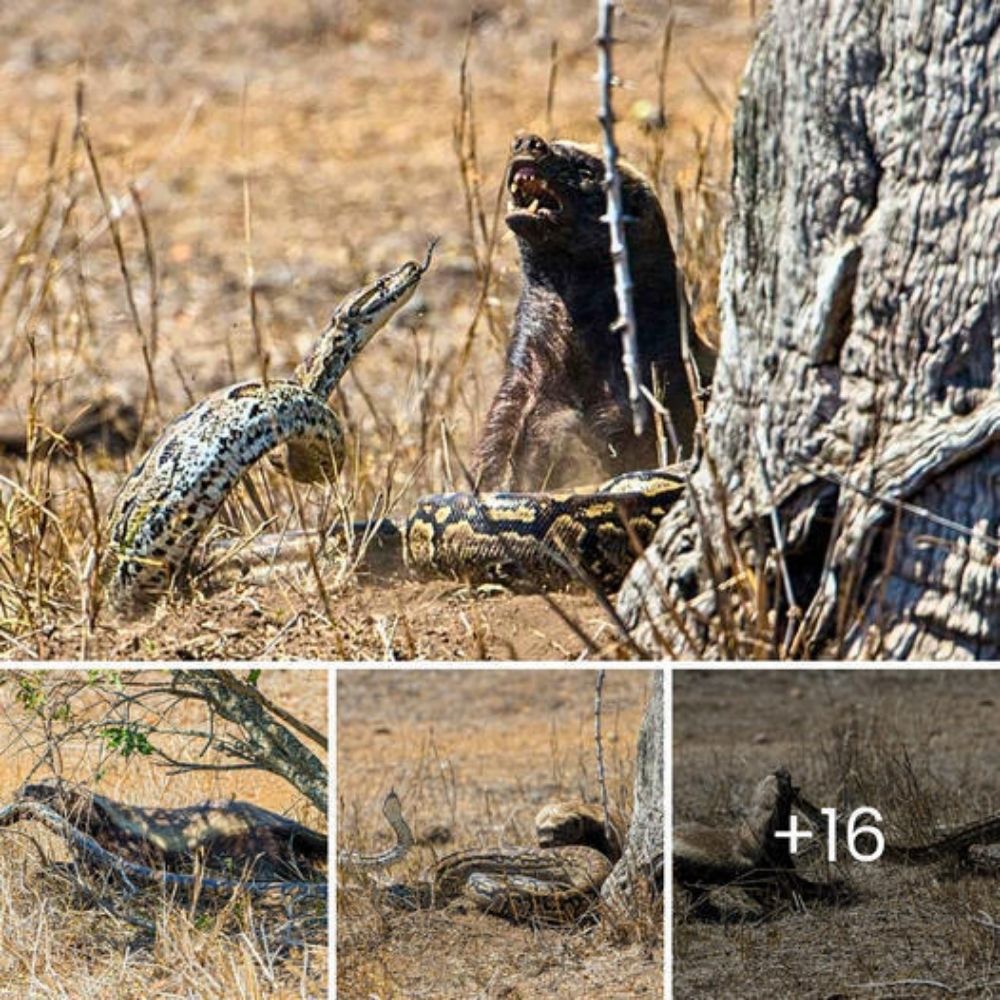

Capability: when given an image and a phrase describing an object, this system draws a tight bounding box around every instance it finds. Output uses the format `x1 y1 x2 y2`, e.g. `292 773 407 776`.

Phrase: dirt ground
0 668 327 999
0 0 758 660
24 577 638 661
673 670 1000 999
337 668 662 999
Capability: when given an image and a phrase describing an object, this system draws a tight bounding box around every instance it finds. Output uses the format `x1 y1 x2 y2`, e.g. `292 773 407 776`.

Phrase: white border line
663 664 672 999
329 664 337 996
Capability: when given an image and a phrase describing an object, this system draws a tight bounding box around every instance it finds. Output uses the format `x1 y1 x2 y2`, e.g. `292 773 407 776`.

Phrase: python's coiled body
340 793 617 925
401 468 684 591
105 248 433 611
214 466 685 595
104 241 686 611
390 844 612 923
107 382 344 606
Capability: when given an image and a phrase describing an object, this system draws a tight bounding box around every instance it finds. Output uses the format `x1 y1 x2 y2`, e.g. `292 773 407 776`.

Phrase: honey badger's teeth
508 170 563 215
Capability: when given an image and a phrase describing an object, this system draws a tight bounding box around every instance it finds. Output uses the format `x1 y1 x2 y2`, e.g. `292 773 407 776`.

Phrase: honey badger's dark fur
18 780 327 881
673 770 847 921
534 800 623 862
473 133 715 491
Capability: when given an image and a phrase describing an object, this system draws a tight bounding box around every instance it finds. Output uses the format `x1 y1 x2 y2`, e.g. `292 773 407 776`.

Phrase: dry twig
596 0 647 436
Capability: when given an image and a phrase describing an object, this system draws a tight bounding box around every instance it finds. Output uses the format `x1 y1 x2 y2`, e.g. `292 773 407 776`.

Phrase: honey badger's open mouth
506 158 564 226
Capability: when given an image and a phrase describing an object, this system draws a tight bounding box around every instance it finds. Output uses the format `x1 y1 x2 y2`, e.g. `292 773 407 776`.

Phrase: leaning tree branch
596 0 647 437
173 671 327 813
218 670 328 752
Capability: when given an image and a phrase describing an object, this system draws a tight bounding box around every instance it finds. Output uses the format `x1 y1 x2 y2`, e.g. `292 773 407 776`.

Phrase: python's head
336 238 437 331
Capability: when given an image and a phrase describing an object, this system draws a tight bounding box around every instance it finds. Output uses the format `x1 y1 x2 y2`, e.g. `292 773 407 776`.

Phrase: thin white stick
594 670 614 851
596 0 647 436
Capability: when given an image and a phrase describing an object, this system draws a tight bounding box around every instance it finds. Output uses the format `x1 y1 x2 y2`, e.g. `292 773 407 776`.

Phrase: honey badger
673 770 845 920
673 770 798 888
473 133 715 491
534 800 623 861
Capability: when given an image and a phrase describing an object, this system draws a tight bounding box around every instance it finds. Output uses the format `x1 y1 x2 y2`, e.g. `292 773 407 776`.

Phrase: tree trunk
619 0 999 660
601 671 662 910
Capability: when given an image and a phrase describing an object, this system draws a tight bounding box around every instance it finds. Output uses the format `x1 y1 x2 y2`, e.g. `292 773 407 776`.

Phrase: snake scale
104 243 684 612
339 792 618 924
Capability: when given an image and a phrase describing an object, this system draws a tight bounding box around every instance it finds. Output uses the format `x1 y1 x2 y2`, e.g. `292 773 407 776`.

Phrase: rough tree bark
620 0 999 659
601 671 662 911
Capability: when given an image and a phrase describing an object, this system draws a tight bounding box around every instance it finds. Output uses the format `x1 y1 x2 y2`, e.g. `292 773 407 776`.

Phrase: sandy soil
337 668 662 999
29 576 641 661
0 0 758 660
673 669 1000 999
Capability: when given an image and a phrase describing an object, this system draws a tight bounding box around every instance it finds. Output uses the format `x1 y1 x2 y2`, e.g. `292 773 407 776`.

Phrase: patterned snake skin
340 792 618 924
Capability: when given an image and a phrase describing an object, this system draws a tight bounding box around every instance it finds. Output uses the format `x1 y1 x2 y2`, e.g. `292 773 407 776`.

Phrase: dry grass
0 0 757 660
673 670 1000 999
337 669 661 999
0 669 328 999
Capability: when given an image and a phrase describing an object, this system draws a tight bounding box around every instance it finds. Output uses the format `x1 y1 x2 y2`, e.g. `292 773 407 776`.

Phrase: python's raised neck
297 239 436 400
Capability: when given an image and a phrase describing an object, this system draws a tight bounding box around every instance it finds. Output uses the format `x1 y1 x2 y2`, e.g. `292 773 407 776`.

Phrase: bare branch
596 0 647 436
593 670 615 855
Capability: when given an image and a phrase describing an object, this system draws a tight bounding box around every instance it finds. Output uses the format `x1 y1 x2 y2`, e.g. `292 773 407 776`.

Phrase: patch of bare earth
673 670 1000 1000
337 668 663 999
32 578 634 661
